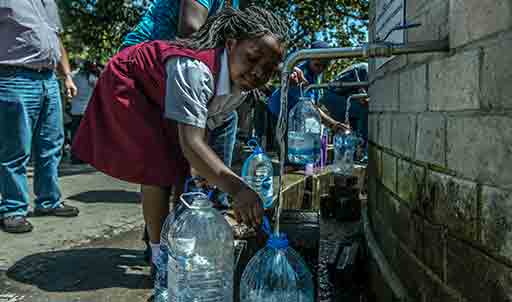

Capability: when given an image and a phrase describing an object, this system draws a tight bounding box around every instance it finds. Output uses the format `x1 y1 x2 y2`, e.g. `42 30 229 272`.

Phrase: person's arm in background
58 39 77 98
177 0 209 38
317 106 350 132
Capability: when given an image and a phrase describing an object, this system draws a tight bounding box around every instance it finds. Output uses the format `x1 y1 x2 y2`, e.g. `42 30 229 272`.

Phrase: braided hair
177 6 289 50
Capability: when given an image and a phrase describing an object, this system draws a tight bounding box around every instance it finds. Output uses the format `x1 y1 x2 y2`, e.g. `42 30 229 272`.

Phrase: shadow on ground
5 248 150 292
67 190 140 203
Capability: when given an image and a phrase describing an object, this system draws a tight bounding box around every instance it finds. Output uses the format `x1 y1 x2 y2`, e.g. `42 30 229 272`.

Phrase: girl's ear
225 39 237 52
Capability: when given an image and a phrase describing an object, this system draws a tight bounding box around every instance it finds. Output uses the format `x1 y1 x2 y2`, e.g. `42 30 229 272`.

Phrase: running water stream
275 72 291 234
344 95 352 126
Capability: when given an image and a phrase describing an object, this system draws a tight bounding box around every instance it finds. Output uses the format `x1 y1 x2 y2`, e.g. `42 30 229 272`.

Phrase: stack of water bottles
240 217 315 302
288 96 322 167
241 139 274 209
333 130 359 176
154 184 234 302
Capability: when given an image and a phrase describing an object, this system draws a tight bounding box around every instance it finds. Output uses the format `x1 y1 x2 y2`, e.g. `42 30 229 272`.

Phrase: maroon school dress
72 41 222 186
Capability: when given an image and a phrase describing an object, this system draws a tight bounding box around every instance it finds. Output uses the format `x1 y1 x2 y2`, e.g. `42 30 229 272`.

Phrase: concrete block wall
367 0 512 301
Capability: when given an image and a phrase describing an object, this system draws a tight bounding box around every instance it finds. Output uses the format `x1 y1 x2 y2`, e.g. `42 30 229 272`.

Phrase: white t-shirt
71 71 97 115
164 49 248 130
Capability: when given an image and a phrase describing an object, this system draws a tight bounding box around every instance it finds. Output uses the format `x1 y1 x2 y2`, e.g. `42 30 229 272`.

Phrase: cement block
425 172 479 241
368 178 378 224
373 211 399 268
407 0 450 64
408 0 449 42
369 74 399 112
420 273 462 302
397 159 426 211
382 151 397 193
482 35 512 109
446 235 512 302
378 113 393 149
416 113 446 166
368 144 382 180
368 113 379 143
447 116 512 189
392 114 416 158
394 242 461 302
379 55 408 75
399 64 428 113
429 50 480 111
422 219 447 281
376 186 418 267
367 258 399 302
481 186 512 262
432 0 450 41
450 0 512 48
405 0 430 20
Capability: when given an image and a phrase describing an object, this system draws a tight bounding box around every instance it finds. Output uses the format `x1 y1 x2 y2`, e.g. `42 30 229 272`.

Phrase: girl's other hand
232 186 264 229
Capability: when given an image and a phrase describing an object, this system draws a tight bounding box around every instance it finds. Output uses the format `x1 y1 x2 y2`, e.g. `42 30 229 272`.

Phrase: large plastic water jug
288 97 321 165
154 206 183 302
240 218 315 302
333 130 358 175
154 178 209 301
241 139 274 209
155 190 234 302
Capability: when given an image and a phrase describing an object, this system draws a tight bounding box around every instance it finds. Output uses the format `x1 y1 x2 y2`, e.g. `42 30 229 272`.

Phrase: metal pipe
282 39 449 73
303 81 369 95
347 93 368 100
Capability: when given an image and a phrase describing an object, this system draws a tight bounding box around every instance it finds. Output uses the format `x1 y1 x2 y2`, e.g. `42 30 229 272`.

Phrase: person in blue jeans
0 0 80 234
121 0 240 264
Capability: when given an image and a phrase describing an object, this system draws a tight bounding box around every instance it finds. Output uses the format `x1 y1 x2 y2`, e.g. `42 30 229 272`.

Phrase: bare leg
141 185 171 244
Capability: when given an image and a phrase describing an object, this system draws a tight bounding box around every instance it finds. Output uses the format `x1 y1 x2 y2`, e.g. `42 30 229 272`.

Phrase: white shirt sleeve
164 57 214 128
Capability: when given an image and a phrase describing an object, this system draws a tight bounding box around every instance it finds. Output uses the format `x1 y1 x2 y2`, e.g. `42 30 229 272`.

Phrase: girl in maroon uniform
73 7 289 266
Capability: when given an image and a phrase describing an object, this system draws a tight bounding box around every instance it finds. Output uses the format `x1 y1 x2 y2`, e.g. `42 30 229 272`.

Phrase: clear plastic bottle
333 130 358 175
167 192 234 302
154 201 188 302
241 140 274 209
240 231 315 302
288 97 321 165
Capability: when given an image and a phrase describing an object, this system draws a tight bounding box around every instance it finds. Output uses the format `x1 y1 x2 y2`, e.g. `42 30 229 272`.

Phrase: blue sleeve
267 89 281 118
195 0 214 10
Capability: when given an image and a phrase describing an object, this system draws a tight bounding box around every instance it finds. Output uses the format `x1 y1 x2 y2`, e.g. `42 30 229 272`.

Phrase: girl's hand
232 186 264 229
290 67 308 86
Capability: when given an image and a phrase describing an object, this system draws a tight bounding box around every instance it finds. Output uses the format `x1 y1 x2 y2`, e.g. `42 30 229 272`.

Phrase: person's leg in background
207 111 238 206
0 68 41 233
30 72 79 217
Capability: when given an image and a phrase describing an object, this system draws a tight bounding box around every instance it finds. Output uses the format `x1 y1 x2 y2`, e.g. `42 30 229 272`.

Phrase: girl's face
226 35 284 91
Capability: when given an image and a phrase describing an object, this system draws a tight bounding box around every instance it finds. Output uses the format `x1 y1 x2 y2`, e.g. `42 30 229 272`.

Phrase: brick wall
367 0 512 301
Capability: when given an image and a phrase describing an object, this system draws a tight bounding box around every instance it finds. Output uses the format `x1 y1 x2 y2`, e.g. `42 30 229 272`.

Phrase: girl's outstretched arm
178 123 263 228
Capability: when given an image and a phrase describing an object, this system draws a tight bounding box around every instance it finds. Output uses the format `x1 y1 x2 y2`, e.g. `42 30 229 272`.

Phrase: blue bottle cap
247 138 264 155
266 233 289 249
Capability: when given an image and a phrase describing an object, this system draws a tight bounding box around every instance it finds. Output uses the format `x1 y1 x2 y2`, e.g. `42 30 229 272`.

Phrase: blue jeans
0 67 64 218
206 111 238 206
